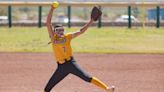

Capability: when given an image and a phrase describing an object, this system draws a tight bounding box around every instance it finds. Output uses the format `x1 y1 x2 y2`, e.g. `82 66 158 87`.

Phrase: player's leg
44 64 69 92
69 59 92 82
91 77 115 92
70 60 114 91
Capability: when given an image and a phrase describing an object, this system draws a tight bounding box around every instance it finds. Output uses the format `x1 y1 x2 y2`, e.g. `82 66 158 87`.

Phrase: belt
57 56 73 64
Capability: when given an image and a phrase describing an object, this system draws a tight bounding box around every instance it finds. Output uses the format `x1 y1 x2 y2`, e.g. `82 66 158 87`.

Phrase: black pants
44 57 92 92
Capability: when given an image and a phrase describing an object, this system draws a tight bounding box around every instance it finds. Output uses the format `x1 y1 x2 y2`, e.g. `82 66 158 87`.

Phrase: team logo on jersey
53 37 66 44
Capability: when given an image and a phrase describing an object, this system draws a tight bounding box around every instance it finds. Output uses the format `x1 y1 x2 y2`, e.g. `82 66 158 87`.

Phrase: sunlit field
0 27 164 53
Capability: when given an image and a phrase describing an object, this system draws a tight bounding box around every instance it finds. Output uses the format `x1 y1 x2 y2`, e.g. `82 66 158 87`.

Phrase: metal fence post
67 6 71 28
156 6 160 28
38 6 42 28
98 6 102 28
8 6 12 28
128 6 131 28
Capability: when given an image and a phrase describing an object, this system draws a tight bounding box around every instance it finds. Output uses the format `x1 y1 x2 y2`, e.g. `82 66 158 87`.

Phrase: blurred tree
0 7 7 15
83 8 88 20
19 7 30 12
132 7 140 17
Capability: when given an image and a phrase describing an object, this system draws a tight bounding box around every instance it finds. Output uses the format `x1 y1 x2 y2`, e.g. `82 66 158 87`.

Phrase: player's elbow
46 22 51 27
80 29 86 34
46 17 51 24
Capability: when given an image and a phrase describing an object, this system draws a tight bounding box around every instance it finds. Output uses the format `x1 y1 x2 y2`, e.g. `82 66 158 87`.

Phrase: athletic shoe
107 86 115 92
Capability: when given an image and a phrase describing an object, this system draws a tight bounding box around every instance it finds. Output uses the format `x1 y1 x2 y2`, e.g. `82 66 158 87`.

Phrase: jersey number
62 46 66 52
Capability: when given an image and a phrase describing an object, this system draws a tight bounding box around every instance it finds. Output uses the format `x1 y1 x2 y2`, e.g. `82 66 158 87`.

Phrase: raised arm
72 19 94 39
46 5 55 39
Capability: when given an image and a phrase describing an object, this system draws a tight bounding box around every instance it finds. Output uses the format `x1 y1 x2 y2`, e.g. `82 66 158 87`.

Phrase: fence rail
1 2 164 7
0 2 164 28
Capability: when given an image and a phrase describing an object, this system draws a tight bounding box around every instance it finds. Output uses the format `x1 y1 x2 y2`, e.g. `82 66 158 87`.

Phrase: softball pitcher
44 2 115 92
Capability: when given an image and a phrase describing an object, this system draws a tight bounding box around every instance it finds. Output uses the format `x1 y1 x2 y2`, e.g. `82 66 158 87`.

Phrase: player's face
55 27 65 37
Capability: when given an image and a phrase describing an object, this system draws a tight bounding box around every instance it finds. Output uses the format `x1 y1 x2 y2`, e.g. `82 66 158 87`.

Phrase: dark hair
53 24 63 32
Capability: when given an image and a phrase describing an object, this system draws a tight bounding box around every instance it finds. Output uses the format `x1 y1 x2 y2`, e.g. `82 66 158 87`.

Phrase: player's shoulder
65 33 73 39
65 33 72 37
65 33 72 36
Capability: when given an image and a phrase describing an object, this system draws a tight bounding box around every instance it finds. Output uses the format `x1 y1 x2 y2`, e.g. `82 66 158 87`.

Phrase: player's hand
51 1 59 9
90 18 94 23
52 1 59 8
51 5 55 9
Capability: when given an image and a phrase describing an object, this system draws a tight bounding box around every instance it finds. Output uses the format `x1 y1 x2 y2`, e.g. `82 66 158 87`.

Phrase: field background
0 52 164 92
0 27 164 53
0 27 164 92
1 0 164 92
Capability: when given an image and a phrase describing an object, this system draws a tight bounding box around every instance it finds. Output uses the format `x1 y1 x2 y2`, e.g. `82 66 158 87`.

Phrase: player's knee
79 73 92 82
83 76 92 82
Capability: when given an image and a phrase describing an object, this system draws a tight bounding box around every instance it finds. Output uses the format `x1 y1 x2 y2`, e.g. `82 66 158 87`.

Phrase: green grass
0 27 164 53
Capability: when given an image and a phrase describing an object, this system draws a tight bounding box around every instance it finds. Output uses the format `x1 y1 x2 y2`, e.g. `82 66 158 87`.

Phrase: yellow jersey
52 33 73 63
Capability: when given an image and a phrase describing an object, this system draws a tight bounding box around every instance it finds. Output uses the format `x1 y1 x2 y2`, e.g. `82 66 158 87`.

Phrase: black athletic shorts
44 57 92 92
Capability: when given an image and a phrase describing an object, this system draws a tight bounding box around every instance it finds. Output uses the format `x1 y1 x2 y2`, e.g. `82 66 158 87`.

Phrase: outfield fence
0 2 164 28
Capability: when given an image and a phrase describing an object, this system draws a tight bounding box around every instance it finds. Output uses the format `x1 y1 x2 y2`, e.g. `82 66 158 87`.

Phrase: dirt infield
0 52 164 92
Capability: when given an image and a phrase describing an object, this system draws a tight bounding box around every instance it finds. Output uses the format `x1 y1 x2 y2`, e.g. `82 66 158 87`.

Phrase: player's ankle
106 86 115 92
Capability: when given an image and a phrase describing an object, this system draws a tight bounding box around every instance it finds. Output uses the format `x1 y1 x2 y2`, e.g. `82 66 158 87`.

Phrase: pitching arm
46 5 55 39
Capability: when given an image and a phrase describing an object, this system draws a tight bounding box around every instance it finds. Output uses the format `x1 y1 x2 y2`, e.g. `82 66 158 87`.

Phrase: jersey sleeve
52 34 57 41
66 33 72 41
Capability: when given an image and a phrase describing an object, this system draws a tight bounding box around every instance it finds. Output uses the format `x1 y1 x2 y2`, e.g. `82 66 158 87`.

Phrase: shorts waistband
57 56 73 65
